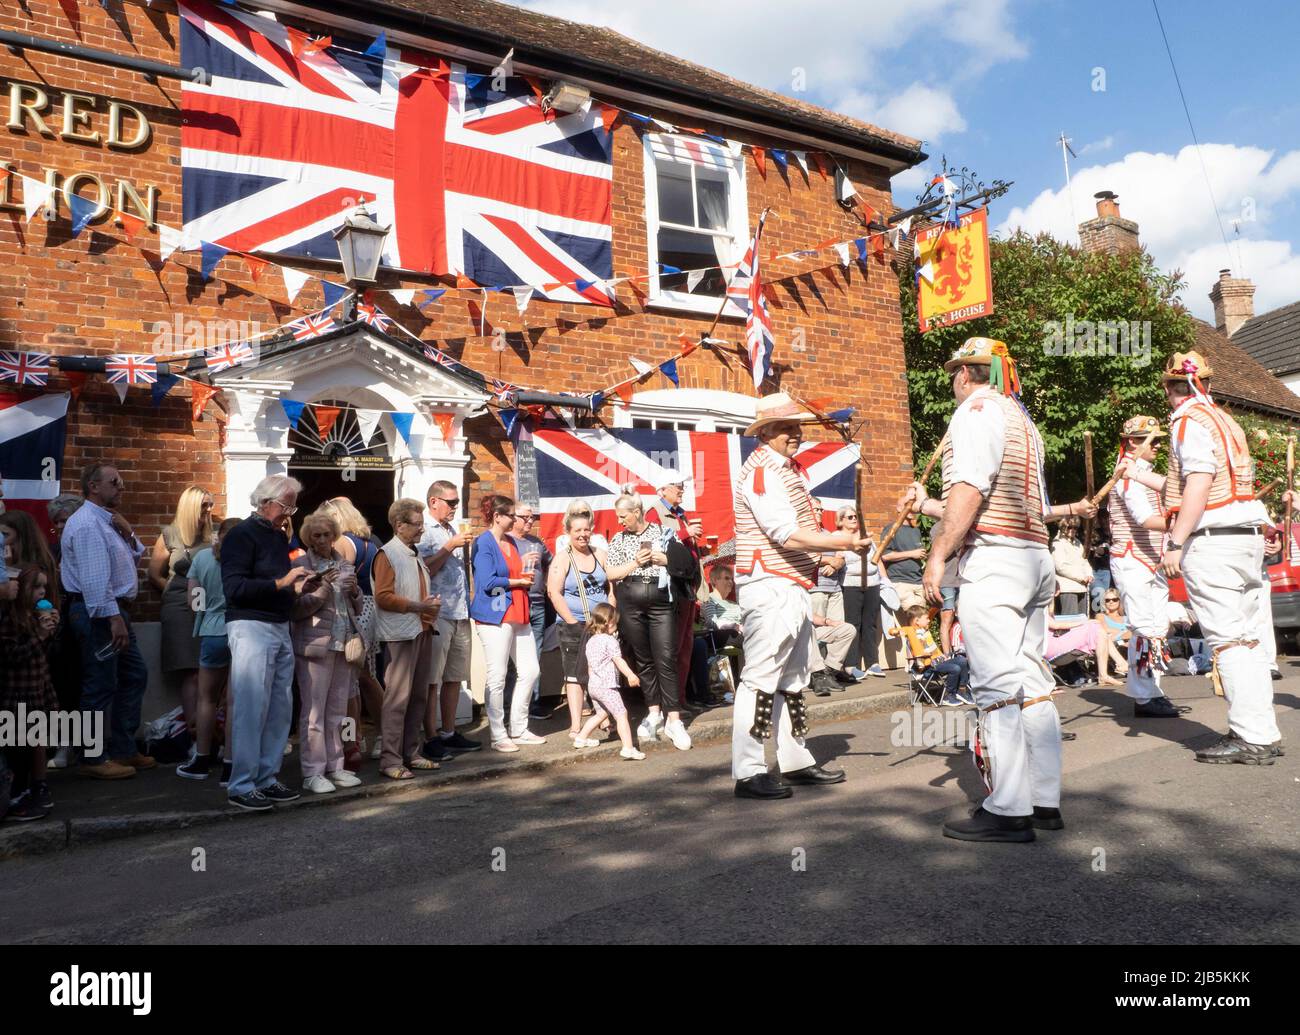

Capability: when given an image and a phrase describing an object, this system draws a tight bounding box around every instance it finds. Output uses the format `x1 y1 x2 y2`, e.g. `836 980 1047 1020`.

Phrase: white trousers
1181 535 1281 745
731 579 817 780
476 620 539 743
1110 553 1169 702
1255 566 1277 671
956 543 1061 816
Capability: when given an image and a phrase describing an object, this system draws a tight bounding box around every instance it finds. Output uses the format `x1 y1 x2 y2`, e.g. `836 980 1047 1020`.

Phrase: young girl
0 565 60 820
575 603 645 760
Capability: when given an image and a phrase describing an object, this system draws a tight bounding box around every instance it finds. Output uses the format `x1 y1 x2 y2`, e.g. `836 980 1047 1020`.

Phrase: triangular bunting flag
658 263 682 276
199 241 229 281
455 274 476 289
659 359 679 386
613 381 634 405
838 170 857 203
390 411 415 445
792 151 809 178
897 215 914 237
282 266 311 303
629 357 654 376
354 408 381 446
151 373 180 408
364 30 386 60
811 152 829 179
68 192 97 238
432 412 455 445
601 105 619 134
314 405 342 441
65 370 88 405
157 225 184 262
828 407 855 423
419 288 447 306
686 269 705 293
916 261 935 284
118 210 146 242
679 334 698 357
512 286 534 315
243 254 269 282
873 234 886 262
855 238 868 263
320 281 349 310
770 149 788 176
22 177 52 221
191 382 220 422
752 146 766 179
833 242 851 267
280 399 306 430
496 407 520 437
112 382 129 404
389 288 416 306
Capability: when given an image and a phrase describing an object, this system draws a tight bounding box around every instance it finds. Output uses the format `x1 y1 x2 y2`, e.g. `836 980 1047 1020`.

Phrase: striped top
1109 456 1164 569
1164 402 1255 514
734 445 821 587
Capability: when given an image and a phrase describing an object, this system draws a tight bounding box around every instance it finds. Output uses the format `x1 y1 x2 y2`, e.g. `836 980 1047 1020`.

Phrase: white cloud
997 143 1300 320
1078 135 1114 156
511 0 1022 139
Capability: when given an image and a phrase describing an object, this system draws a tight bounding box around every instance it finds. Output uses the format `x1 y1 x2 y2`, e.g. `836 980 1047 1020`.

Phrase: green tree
897 231 1196 502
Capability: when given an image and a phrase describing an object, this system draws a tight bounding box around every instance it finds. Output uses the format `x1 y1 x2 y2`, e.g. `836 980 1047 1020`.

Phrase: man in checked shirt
60 464 153 780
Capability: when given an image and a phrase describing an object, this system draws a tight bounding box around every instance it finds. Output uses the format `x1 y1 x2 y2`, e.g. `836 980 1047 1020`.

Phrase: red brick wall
0 0 915 611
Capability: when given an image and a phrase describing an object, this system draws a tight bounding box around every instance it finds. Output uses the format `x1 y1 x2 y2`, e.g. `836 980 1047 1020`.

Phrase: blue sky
514 0 1300 322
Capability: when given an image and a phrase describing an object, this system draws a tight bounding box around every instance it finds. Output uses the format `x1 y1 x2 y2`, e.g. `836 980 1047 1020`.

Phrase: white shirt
1169 397 1267 531
60 500 146 618
840 549 879 588
1119 457 1158 525
946 387 1044 549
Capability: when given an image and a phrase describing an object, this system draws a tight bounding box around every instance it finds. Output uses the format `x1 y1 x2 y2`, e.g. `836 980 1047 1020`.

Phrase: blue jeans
226 620 295 798
504 606 548 711
68 601 148 764
932 655 969 698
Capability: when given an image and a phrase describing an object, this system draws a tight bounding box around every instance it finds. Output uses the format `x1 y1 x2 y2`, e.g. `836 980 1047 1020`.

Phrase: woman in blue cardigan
471 494 545 752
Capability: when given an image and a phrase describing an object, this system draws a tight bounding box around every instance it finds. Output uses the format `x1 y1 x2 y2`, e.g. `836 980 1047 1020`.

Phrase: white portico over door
212 323 489 520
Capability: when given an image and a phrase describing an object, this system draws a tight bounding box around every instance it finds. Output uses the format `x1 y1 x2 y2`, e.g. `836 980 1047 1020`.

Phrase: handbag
343 598 366 668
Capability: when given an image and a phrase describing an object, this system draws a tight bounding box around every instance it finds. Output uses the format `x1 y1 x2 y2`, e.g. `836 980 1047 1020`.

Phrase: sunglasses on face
435 497 459 508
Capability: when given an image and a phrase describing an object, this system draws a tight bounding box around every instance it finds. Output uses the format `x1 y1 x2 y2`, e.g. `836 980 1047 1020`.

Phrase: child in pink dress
576 603 645 760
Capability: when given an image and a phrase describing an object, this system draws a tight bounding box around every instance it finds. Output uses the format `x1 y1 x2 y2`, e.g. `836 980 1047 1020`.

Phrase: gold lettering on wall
62 172 111 222
0 162 18 211
7 82 53 136
60 92 101 144
116 179 158 228
106 101 151 151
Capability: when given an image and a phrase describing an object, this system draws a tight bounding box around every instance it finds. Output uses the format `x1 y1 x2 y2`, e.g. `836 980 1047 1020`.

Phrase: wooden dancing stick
872 435 947 565
1253 477 1282 501
1090 429 1159 506
1083 430 1096 552
1285 436 1295 562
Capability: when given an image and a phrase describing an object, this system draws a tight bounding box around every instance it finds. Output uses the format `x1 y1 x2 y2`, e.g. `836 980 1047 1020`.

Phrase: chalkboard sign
514 437 540 508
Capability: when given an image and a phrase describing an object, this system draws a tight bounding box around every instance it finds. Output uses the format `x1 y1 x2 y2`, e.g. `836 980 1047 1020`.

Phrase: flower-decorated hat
1121 415 1166 439
943 336 1020 396
1160 350 1214 383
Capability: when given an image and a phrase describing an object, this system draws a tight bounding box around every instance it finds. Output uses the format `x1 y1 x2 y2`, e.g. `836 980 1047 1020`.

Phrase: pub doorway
287 399 395 541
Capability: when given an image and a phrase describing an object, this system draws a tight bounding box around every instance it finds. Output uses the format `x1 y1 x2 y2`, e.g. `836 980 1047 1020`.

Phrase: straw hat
744 391 817 436
1161 350 1214 383
942 336 1010 372
1121 415 1166 439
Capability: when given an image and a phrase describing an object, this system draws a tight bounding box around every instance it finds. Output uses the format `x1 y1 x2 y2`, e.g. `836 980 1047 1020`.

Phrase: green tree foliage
897 231 1196 501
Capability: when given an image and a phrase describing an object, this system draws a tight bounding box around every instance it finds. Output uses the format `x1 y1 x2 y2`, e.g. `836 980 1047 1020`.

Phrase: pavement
0 670 911 859
1 664 1296 945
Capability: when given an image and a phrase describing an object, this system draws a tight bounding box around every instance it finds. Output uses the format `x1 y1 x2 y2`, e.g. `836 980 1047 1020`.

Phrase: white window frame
642 134 749 318
612 387 755 434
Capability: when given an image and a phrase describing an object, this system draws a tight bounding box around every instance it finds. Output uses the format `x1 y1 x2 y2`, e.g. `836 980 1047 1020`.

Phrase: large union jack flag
179 0 613 305
0 350 51 387
527 427 858 548
726 211 775 389
205 340 254 373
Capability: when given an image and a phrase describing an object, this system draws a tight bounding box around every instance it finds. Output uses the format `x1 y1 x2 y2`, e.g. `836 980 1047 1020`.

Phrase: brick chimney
1078 191 1141 255
1209 269 1256 337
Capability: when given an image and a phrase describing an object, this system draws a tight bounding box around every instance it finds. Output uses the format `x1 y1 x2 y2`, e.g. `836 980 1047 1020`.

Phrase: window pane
656 228 728 296
655 160 694 226
696 172 729 231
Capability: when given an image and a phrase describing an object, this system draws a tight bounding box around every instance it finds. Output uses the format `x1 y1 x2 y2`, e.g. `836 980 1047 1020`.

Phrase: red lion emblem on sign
931 235 974 302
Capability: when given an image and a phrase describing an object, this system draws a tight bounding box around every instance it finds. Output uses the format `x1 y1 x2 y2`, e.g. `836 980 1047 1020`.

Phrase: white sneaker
619 747 646 761
513 730 546 745
327 770 362 788
370 739 382 760
636 714 662 742
304 775 336 794
573 737 601 749
663 718 692 751
48 747 72 769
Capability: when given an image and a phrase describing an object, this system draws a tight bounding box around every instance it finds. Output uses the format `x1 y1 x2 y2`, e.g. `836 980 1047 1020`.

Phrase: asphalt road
2 673 1297 945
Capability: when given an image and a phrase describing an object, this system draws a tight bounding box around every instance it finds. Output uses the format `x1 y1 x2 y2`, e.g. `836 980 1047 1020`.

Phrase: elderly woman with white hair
219 474 316 812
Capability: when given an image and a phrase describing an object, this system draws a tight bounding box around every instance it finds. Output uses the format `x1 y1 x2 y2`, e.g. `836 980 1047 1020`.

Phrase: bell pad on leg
749 690 776 741
781 689 809 738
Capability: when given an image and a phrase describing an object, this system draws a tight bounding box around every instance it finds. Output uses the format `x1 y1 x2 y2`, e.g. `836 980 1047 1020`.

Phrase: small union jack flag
105 354 158 385
205 340 254 373
356 303 393 332
287 314 337 342
488 377 516 400
422 344 459 369
0 350 51 387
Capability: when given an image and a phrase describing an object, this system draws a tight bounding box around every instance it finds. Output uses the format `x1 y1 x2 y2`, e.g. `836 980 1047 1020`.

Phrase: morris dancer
1121 352 1282 763
909 338 1095 842
731 392 871 800
1108 416 1179 717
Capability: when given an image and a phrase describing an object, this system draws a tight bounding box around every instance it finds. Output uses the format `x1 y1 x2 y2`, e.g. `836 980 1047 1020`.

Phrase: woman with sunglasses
1094 591 1130 687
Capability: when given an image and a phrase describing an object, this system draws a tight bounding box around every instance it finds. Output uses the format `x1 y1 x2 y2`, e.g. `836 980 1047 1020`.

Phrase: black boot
735 772 794 800
809 671 836 697
1031 806 1064 830
781 764 846 786
1194 732 1281 765
1134 695 1179 718
942 806 1035 843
